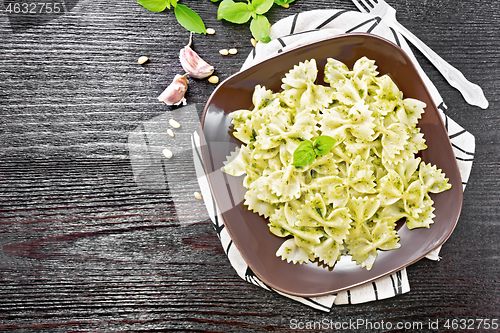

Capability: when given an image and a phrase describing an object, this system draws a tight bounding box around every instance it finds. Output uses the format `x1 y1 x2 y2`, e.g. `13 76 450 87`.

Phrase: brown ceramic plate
200 33 463 297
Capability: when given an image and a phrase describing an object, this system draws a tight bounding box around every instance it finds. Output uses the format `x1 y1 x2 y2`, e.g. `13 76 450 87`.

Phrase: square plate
200 33 463 297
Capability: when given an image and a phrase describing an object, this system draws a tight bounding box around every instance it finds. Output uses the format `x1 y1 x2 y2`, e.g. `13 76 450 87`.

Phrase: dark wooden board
1 0 499 331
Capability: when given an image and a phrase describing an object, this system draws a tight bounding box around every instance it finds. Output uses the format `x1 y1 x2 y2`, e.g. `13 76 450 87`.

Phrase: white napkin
192 9 475 311
128 8 475 312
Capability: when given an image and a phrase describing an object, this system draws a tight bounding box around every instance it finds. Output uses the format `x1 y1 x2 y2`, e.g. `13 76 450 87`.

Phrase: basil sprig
138 0 296 42
138 0 207 34
249 14 271 43
291 135 336 167
217 0 273 42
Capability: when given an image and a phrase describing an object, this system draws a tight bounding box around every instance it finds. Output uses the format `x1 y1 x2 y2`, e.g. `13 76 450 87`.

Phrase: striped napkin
129 9 475 312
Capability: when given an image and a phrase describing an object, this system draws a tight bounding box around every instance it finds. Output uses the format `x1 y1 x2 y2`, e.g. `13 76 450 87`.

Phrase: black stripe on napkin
438 102 447 112
456 156 474 162
226 239 233 254
277 38 286 53
452 143 474 156
372 282 379 300
290 13 299 34
245 266 255 277
244 267 331 310
389 27 401 47
201 136 227 237
346 16 381 33
390 273 397 294
437 102 449 131
303 297 331 311
315 9 349 29
396 271 403 294
245 266 258 285
391 271 403 295
191 135 226 236
449 129 466 139
211 195 225 236
288 29 320 38
367 17 381 33
192 134 208 175
222 171 236 209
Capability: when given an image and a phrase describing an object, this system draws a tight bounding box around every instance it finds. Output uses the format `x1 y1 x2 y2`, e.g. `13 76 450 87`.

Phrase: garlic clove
179 33 214 79
158 74 188 106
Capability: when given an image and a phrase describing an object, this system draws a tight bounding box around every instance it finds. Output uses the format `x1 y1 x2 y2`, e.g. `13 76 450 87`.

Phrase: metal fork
351 0 488 109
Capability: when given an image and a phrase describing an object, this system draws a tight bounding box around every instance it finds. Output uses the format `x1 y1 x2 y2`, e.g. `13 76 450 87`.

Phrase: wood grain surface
1 0 499 331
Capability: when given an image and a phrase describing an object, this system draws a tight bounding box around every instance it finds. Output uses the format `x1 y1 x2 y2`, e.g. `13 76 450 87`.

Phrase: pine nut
206 28 215 35
194 192 202 200
228 48 238 55
137 56 149 65
208 75 219 84
162 148 173 159
219 49 229 56
167 129 174 137
169 119 180 128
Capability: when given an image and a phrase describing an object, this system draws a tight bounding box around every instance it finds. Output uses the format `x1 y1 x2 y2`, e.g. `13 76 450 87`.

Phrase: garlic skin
158 74 188 106
179 34 214 79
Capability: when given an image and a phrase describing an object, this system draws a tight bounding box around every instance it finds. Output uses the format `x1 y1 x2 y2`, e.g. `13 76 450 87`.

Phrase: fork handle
393 21 489 109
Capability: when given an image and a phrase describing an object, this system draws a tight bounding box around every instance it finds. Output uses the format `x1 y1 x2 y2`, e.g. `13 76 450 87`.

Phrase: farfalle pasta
222 57 451 270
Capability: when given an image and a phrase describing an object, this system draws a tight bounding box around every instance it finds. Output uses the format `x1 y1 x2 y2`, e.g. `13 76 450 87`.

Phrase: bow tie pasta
222 57 451 270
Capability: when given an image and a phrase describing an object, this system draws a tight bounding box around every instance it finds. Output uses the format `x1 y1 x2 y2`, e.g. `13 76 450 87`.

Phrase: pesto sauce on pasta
222 57 451 270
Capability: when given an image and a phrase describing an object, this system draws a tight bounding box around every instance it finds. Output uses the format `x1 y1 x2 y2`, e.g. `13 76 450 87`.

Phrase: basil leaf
273 0 295 5
174 4 207 34
250 15 271 43
137 0 169 12
169 0 177 8
217 0 233 19
218 0 252 24
252 0 274 14
292 140 316 167
313 135 336 156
